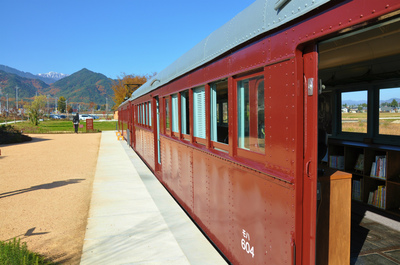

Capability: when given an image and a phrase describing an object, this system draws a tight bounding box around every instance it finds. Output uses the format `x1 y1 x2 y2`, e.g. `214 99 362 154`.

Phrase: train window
210 80 229 144
379 87 400 136
165 97 170 130
145 103 148 126
237 76 265 153
341 90 368 134
171 94 179 133
139 105 141 125
193 86 206 139
145 102 148 126
140 104 142 125
146 102 149 126
136 105 139 124
142 104 146 125
148 101 152 126
181 90 190 135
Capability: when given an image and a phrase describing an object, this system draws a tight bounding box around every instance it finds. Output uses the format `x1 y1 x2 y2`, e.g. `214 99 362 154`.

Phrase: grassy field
342 112 400 135
9 120 118 134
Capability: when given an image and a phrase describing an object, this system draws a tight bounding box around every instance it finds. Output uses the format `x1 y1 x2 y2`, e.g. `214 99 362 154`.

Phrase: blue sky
342 88 400 104
0 0 255 79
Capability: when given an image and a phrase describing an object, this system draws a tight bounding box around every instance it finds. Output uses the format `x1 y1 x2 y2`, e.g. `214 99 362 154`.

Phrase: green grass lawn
0 238 55 265
10 120 118 134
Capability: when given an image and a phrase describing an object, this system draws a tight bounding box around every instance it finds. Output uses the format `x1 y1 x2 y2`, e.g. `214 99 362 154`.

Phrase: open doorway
317 15 400 263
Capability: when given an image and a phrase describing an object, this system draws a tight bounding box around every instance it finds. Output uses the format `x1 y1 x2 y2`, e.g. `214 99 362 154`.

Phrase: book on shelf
367 185 386 209
354 154 364 172
352 179 362 201
370 155 386 179
329 155 345 170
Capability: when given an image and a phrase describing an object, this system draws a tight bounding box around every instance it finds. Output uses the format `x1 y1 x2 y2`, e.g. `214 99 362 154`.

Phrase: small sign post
86 118 94 132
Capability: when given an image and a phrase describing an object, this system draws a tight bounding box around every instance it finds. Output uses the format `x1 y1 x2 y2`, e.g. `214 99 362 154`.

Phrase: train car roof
125 0 331 104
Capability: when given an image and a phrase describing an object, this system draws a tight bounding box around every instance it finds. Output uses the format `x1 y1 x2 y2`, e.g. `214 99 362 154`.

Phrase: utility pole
106 97 108 119
15 86 19 110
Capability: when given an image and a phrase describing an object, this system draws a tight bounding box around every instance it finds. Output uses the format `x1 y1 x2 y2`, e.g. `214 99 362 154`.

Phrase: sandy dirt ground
0 133 101 264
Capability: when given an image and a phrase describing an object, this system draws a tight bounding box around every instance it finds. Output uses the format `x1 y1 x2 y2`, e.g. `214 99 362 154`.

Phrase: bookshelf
327 139 400 216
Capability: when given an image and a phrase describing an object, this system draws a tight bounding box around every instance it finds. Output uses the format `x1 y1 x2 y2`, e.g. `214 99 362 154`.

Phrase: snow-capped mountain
37 71 69 81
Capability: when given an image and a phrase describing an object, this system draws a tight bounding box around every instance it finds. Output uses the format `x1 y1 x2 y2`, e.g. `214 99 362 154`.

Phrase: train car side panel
188 147 295 264
264 60 297 179
176 142 195 214
134 127 155 171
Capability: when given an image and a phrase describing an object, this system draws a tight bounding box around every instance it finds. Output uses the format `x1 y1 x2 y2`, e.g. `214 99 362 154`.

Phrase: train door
301 45 319 264
154 96 161 171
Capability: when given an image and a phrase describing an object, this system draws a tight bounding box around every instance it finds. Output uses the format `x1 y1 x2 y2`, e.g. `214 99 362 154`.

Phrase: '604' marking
241 229 255 258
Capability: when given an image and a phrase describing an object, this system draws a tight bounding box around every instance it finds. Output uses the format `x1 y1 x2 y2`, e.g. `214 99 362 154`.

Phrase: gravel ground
0 133 101 264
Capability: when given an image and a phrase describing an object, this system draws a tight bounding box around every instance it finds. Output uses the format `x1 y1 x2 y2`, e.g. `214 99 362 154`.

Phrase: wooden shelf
328 139 400 216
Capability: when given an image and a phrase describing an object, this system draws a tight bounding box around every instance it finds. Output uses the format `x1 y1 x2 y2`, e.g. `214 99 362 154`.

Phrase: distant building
380 106 394 112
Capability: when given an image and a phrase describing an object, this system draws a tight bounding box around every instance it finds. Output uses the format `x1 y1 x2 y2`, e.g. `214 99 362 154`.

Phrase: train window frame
136 105 139 125
143 103 146 126
171 94 179 136
142 103 144 126
145 102 148 126
140 104 143 125
235 73 266 158
139 104 141 125
378 87 400 137
144 103 147 126
136 104 141 125
164 96 170 133
193 85 206 144
144 102 149 127
339 90 368 135
374 84 400 145
210 79 229 151
180 90 191 140
148 101 152 127
331 82 400 146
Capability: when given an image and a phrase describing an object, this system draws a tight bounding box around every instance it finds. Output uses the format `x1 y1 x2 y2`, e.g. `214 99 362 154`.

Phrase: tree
89 102 95 113
58 96 66 113
111 73 156 110
28 95 47 126
390 99 398 108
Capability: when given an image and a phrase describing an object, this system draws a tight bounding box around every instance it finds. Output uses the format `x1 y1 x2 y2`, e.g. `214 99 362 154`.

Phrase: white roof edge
129 0 331 101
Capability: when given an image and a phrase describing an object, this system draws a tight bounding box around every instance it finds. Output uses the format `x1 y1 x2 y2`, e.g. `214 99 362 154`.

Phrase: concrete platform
80 131 227 265
81 131 400 264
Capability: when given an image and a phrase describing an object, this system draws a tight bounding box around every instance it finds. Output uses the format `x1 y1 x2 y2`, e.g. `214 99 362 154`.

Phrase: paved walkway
80 131 227 265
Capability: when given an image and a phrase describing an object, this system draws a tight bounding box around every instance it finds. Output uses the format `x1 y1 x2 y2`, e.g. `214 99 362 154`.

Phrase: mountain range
0 65 114 108
37 71 69 82
0 65 67 84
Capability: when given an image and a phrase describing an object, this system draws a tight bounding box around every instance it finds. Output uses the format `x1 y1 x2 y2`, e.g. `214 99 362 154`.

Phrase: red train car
118 0 400 264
